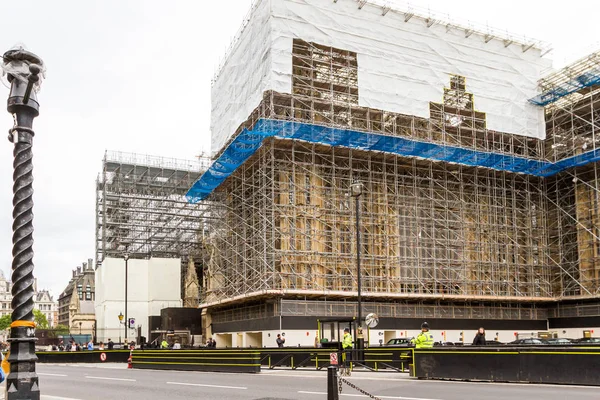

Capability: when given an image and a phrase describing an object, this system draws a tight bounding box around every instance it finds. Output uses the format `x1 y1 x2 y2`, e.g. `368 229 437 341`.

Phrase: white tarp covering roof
211 0 552 154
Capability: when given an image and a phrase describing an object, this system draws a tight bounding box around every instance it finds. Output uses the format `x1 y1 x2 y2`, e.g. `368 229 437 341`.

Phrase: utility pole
2 47 45 400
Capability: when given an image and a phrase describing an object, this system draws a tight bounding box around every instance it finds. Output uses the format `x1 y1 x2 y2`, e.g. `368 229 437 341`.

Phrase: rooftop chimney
72 269 77 278
76 266 81 275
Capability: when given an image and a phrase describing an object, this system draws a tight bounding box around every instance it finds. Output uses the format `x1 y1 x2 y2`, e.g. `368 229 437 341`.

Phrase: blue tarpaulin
186 119 600 203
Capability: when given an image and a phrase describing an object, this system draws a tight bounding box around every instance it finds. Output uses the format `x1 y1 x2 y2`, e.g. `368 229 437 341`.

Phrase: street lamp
118 312 124 344
350 181 364 352
122 243 130 346
2 47 45 400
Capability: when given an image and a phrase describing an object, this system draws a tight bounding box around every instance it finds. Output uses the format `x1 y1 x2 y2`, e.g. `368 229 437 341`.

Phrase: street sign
128 318 135 328
330 352 338 365
100 352 107 362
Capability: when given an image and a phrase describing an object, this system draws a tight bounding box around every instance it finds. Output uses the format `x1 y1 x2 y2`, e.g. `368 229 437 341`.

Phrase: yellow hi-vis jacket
342 332 353 349
411 331 434 348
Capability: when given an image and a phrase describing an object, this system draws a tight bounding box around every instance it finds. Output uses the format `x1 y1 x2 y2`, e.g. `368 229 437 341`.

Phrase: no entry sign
330 352 338 365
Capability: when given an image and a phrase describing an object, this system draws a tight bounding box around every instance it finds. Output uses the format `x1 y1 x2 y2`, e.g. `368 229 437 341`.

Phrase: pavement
0 364 598 399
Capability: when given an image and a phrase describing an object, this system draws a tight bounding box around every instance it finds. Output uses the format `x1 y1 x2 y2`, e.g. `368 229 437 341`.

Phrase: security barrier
131 349 261 373
36 350 131 363
35 347 411 371
413 346 600 385
259 347 412 371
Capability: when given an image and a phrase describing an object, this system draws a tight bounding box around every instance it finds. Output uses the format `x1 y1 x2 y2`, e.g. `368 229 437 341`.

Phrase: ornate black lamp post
2 47 45 400
350 181 364 353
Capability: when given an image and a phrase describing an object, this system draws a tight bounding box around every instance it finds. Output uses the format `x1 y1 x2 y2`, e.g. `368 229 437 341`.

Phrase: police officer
411 322 434 348
342 328 353 350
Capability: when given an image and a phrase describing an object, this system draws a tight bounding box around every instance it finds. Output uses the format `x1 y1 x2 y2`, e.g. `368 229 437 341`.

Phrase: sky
0 0 598 299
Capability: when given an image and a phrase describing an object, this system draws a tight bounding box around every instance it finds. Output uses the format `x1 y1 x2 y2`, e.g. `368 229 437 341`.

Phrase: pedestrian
161 339 169 349
276 334 285 348
211 338 217 348
65 341 72 352
411 322 434 348
107 339 114 350
98 342 105 350
473 327 486 346
87 339 94 351
172 340 181 350
58 340 65 351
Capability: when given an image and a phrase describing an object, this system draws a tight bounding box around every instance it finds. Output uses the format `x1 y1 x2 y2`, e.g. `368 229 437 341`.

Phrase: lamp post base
6 327 40 400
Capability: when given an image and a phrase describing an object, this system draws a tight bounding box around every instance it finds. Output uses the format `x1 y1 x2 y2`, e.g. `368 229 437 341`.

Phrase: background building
58 260 95 337
94 257 182 344
94 151 209 343
0 271 11 318
186 0 600 346
35 290 58 328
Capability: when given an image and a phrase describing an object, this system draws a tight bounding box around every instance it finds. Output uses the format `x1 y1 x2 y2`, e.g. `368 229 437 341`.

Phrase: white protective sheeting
211 0 551 154
211 0 273 154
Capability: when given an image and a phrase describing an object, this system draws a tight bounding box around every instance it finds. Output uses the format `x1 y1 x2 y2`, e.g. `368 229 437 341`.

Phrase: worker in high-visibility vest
340 327 353 367
342 328 353 350
411 322 435 348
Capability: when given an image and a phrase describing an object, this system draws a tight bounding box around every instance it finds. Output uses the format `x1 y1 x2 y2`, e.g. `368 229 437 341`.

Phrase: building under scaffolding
187 0 600 345
95 151 211 294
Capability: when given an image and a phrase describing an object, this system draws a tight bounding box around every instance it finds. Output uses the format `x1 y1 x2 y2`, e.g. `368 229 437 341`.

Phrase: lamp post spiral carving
2 47 45 400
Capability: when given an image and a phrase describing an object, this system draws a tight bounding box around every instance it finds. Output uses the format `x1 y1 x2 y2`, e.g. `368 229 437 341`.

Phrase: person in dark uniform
473 327 486 346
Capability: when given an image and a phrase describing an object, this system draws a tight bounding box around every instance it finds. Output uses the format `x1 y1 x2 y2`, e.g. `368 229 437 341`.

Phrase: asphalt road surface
6 364 597 400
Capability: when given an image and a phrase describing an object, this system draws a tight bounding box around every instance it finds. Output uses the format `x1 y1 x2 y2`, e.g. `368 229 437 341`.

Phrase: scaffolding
193 32 600 311
95 151 211 265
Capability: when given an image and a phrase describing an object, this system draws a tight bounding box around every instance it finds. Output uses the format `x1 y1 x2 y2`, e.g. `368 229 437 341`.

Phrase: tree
0 314 10 331
33 309 49 329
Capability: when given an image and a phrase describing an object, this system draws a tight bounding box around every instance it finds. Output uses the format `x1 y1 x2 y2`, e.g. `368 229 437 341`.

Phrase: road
3 364 596 400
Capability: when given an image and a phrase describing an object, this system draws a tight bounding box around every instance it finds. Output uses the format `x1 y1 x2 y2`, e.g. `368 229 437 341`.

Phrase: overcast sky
0 0 598 299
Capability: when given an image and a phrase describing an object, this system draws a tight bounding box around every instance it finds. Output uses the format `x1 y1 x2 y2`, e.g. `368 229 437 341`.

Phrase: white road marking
38 373 68 377
85 376 136 382
42 396 84 400
167 381 247 390
298 391 442 400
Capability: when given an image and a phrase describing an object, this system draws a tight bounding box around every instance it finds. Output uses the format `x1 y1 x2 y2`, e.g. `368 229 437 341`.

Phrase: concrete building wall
95 257 182 343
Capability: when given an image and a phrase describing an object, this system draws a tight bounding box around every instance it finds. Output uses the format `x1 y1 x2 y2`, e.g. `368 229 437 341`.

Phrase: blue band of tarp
185 119 600 203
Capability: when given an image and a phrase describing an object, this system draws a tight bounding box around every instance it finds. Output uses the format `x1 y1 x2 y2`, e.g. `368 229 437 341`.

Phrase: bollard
327 365 339 400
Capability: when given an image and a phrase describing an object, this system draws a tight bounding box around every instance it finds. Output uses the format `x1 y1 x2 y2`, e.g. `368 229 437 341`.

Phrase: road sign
128 318 135 327
100 352 107 362
330 352 338 365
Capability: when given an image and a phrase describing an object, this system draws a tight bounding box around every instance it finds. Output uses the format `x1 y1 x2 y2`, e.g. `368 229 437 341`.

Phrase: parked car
545 338 573 345
384 338 412 347
572 337 600 344
507 338 547 345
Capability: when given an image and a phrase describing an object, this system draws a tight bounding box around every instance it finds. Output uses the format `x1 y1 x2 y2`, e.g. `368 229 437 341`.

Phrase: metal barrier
36 346 413 373
259 347 412 371
413 346 600 385
36 350 131 363
131 349 261 373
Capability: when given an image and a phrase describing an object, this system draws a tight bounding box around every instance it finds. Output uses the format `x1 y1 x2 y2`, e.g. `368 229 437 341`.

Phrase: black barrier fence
36 350 131 364
35 347 413 371
413 346 600 385
131 349 261 373
259 347 412 372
